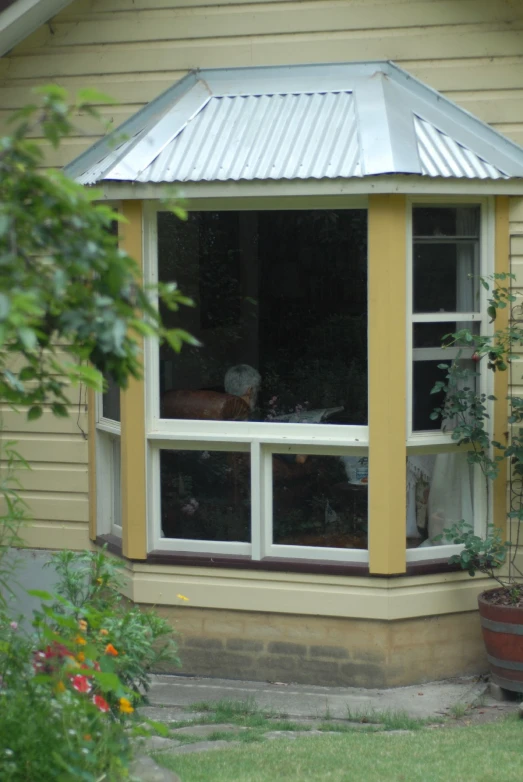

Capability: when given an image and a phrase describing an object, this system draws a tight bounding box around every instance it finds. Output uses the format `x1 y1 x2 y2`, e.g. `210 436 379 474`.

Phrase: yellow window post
368 194 407 575
120 200 147 560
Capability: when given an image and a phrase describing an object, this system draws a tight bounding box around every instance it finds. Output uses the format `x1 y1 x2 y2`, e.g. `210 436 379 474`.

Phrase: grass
156 718 523 782
448 702 469 720
345 706 427 731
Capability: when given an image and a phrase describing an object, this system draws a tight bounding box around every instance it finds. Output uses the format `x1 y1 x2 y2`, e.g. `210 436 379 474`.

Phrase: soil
440 696 521 729
480 586 523 608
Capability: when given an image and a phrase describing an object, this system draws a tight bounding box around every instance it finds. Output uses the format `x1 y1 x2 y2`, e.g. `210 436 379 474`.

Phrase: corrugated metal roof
415 117 506 180
141 92 360 182
66 62 523 186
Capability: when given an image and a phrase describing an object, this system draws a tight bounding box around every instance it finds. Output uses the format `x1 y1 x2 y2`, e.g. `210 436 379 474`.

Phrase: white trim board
0 0 73 57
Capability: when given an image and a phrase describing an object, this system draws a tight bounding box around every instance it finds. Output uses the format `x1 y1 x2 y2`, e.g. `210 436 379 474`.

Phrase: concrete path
146 674 487 720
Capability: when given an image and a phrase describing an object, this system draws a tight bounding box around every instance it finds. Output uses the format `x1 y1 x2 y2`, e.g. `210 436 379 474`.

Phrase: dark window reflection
413 206 479 238
413 243 478 313
272 454 368 549
160 449 250 542
158 210 368 425
413 359 475 432
102 376 120 422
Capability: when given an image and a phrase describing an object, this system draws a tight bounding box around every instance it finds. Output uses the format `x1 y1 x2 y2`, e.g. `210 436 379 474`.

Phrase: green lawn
157 719 523 782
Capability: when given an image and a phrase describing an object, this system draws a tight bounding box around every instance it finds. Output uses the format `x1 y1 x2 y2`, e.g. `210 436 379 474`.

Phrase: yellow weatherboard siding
368 195 407 575
87 388 97 541
119 201 147 560
493 197 510 536
1 1 523 166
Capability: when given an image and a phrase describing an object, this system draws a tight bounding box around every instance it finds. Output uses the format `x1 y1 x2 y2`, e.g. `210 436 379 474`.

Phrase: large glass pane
160 449 250 542
272 453 368 549
406 453 474 547
158 210 368 425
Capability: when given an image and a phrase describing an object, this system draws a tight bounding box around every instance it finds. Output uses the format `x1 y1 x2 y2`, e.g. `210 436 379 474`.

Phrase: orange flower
76 651 85 663
104 643 118 656
119 697 134 714
83 735 92 741
78 619 88 631
75 635 87 646
99 628 109 636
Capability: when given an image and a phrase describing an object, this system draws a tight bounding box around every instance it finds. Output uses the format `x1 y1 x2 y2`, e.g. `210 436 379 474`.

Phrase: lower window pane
407 453 474 547
272 454 368 549
160 450 251 542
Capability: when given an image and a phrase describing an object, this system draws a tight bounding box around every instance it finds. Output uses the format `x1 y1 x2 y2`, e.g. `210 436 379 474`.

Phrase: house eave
0 0 73 57
90 175 523 202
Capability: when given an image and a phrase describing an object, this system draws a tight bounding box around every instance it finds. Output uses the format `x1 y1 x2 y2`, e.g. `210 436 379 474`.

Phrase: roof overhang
65 61 523 193
0 0 73 57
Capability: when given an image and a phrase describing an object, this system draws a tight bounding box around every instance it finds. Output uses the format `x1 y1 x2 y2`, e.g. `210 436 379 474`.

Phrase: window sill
96 536 462 577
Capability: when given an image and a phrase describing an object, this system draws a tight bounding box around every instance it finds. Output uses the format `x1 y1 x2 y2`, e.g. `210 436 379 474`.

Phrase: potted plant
431 272 523 694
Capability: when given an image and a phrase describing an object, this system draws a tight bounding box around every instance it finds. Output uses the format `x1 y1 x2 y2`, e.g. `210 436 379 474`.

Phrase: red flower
93 694 110 713
33 643 74 674
71 674 92 694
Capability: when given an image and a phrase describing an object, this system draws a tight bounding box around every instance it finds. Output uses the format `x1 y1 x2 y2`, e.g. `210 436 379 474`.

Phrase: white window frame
144 199 370 562
405 196 494 563
95 391 122 538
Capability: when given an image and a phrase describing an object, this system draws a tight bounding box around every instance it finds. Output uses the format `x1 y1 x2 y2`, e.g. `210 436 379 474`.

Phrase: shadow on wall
4 549 60 630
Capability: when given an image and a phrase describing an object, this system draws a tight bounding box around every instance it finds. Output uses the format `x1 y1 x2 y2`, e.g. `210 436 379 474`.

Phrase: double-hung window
96 377 122 538
406 200 492 562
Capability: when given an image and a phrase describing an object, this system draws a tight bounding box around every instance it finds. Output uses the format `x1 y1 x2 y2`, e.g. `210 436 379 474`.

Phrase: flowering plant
0 548 180 781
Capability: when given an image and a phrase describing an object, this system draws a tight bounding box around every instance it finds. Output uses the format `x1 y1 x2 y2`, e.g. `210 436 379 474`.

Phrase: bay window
92 196 496 572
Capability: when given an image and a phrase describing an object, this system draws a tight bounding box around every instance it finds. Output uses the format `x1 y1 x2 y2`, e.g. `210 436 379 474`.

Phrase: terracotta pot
478 589 523 693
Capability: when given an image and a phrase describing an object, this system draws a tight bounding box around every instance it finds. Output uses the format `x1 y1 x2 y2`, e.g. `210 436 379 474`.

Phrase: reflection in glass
412 359 475 432
413 321 478 348
412 321 478 432
158 210 368 425
412 205 480 315
413 243 479 313
272 454 368 549
407 453 474 547
413 206 479 238
160 450 250 542
111 437 121 528
102 376 120 422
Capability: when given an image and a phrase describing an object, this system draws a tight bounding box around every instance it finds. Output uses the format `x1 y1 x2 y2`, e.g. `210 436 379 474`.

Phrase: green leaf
27 405 43 421
76 88 114 105
92 670 121 693
27 588 53 600
51 402 69 418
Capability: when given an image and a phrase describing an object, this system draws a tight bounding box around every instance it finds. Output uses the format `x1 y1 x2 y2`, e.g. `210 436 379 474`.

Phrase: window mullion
368 194 407 575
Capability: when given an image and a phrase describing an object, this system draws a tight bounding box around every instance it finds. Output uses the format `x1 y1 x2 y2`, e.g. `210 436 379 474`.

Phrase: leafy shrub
44 548 180 699
0 549 180 781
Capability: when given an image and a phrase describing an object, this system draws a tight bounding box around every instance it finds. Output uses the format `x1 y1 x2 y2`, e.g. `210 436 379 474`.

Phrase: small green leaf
27 405 43 421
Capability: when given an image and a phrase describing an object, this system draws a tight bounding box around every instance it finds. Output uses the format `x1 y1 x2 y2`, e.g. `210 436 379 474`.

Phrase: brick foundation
154 606 488 687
